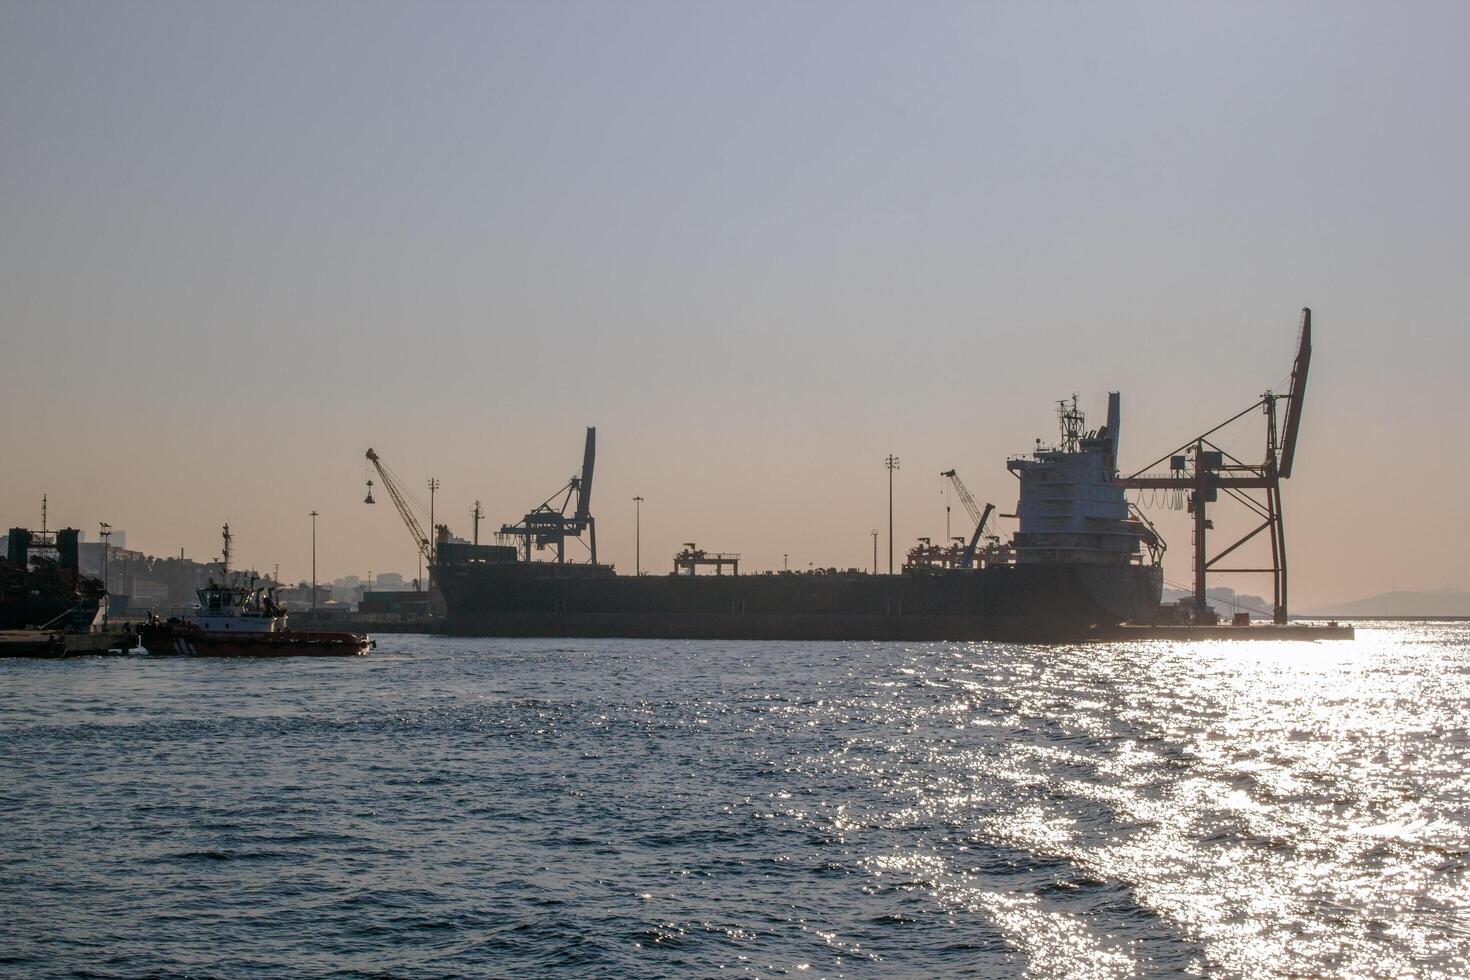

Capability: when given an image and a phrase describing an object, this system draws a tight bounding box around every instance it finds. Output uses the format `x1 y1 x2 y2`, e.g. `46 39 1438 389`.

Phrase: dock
0 629 138 658
1102 622 1354 641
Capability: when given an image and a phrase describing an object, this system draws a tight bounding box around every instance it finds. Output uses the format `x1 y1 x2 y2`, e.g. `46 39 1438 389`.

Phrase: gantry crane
1118 308 1313 623
940 469 995 569
498 427 599 564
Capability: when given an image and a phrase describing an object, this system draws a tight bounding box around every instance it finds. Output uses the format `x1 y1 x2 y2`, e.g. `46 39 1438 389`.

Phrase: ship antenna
1057 394 1085 453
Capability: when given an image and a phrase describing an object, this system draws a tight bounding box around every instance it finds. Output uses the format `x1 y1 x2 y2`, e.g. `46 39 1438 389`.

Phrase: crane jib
365 448 433 562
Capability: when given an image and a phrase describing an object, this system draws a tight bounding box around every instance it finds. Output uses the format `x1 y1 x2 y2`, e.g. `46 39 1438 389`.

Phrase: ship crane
940 469 996 569
364 448 433 567
498 427 598 565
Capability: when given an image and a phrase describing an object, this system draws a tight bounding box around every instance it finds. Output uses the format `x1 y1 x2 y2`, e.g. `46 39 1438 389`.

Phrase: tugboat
137 525 371 657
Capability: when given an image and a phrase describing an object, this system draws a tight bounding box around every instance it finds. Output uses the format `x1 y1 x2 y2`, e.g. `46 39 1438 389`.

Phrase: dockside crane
499 427 599 564
940 469 996 569
364 448 433 575
1118 308 1313 623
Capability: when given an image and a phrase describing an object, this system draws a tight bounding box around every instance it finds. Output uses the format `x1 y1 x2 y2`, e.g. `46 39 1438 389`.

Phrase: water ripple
1 626 1466 976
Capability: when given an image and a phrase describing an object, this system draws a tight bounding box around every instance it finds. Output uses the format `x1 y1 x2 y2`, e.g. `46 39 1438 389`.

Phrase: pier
0 629 137 658
1103 622 1354 641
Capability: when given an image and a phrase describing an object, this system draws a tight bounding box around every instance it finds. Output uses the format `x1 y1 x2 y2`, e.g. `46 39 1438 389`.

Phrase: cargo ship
2 520 104 631
427 395 1163 641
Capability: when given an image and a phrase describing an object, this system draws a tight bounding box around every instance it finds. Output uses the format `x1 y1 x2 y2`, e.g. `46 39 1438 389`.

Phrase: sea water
2 624 1466 976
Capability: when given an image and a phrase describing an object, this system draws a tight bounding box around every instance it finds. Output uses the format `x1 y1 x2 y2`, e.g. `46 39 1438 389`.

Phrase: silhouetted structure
1119 309 1312 623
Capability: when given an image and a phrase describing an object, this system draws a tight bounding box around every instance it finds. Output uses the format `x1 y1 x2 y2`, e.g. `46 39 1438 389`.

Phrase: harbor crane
499 427 598 564
364 448 433 568
1118 308 1313 623
940 469 996 569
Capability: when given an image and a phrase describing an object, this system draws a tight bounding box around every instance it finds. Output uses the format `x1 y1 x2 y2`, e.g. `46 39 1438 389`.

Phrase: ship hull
0 596 100 632
434 562 1162 642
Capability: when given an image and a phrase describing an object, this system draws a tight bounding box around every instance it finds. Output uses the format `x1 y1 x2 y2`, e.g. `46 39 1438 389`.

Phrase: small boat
138 581 372 657
137 524 371 658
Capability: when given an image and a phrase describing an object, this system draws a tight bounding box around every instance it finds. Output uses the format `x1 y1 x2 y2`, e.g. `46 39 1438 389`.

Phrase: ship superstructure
1008 392 1162 567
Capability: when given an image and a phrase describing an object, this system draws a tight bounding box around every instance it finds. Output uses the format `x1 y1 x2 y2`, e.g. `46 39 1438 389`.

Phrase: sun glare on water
827 625 1469 976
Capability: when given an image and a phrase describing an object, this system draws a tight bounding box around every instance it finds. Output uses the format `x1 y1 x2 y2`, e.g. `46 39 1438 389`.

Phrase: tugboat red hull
138 623 371 657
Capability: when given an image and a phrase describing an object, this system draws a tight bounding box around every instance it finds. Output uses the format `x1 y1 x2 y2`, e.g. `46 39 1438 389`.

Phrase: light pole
885 455 900 574
633 496 644 575
427 478 440 556
871 529 878 575
310 510 319 614
783 553 789 572
99 522 112 626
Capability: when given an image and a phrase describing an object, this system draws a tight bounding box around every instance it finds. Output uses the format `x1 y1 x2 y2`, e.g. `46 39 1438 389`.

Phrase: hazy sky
3 1 1467 606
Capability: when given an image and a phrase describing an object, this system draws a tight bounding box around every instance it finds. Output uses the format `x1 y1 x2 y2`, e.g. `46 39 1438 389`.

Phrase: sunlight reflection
834 624 1469 977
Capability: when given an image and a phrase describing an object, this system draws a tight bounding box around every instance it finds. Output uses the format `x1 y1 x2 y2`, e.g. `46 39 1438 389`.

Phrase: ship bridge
1007 393 1154 565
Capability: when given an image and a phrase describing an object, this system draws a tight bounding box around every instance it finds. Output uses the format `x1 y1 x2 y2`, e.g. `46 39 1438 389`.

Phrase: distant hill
1302 589 1470 618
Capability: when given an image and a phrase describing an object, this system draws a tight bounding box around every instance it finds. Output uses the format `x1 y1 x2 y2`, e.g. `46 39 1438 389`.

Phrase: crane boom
960 502 995 569
1277 307 1311 478
940 469 984 526
941 469 995 568
574 427 595 520
365 448 431 562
